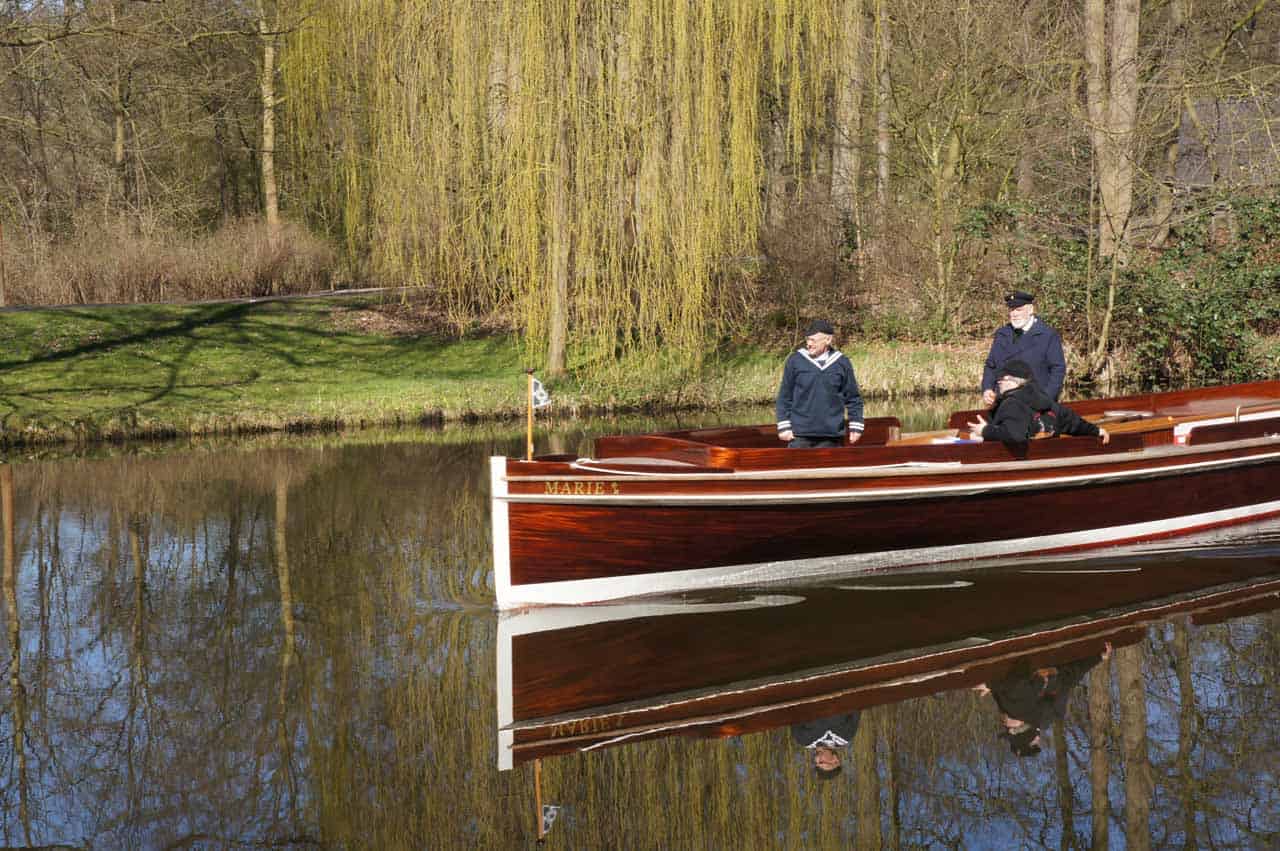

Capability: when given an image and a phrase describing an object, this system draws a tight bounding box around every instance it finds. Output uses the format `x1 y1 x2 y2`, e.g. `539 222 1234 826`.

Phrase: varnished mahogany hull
504 450 1280 586
492 379 1280 607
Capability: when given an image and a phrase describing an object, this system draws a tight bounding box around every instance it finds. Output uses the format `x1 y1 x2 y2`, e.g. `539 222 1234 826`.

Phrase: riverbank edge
2 297 1274 452
0 297 992 450
0 354 984 451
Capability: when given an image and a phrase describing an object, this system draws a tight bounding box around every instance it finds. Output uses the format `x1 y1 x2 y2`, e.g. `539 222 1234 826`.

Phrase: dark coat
776 349 865 439
981 381 1101 444
982 319 1067 400
991 657 1102 730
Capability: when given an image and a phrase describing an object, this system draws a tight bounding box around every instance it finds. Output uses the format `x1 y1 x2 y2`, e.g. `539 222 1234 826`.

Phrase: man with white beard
980 290 1067 405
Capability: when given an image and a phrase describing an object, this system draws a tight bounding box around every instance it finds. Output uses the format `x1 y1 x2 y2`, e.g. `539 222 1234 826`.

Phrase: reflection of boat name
544 481 621 496
550 717 619 737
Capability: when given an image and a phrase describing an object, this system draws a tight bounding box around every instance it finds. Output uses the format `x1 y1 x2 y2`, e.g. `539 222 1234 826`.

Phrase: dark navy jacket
981 319 1067 400
776 349 865 439
991 656 1102 730
980 381 1101 444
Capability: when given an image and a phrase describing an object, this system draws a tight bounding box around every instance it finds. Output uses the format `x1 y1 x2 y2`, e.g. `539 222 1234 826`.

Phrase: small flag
531 377 551 409
541 804 561 834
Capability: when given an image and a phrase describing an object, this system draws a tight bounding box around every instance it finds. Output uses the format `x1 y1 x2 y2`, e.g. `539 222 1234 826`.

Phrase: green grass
0 297 987 447
1 299 526 444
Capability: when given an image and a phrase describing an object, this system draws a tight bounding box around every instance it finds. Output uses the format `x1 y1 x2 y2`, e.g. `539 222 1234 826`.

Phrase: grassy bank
0 296 986 448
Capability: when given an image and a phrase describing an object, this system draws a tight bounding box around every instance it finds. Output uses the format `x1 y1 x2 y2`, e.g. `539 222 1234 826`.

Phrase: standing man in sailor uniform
776 319 865 448
981 290 1067 405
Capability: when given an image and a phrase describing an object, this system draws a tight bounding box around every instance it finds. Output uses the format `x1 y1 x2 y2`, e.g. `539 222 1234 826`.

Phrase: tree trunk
1055 724 1075 850
832 0 865 230
1086 0 1141 261
2 465 32 845
930 128 962 332
874 0 892 213
885 704 900 850
110 0 129 208
1105 0 1140 258
126 516 148 824
854 709 881 849
1084 0 1142 373
1173 619 1197 849
1117 643 1151 850
1150 0 1187 249
1088 657 1112 850
275 471 298 808
258 0 281 258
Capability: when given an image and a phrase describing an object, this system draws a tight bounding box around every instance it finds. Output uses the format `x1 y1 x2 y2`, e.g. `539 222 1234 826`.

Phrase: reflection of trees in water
3 465 32 845
0 441 1279 844
1089 654 1113 847
1118 643 1151 850
0 440 526 845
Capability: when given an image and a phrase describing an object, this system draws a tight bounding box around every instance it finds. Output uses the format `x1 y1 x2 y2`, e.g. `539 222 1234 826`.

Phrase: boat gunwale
500 433 1280 485
497 445 1280 506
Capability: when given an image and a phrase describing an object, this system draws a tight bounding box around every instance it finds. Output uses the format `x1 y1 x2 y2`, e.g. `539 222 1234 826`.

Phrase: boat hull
493 443 1280 607
491 380 1280 608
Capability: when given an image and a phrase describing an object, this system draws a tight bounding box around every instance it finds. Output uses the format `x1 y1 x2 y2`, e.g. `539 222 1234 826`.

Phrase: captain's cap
1004 291 1035 308
1001 724 1042 758
998 359 1034 381
804 319 835 336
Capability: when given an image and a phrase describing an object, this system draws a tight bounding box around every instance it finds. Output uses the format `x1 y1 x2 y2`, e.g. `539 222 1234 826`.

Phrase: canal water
1 400 1278 848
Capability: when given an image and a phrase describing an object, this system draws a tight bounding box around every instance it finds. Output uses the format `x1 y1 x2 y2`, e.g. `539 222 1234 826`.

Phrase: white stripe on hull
496 499 1280 609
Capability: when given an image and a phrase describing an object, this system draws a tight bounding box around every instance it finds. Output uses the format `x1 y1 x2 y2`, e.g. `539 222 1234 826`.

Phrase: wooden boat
496 551 1280 769
490 379 1280 609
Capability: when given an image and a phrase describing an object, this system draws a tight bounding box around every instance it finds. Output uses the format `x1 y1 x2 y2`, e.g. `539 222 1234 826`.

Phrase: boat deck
577 380 1280 472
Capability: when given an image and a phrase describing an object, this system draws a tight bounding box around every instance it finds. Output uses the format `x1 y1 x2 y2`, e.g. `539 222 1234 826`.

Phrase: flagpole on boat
525 368 536 461
534 758 545 841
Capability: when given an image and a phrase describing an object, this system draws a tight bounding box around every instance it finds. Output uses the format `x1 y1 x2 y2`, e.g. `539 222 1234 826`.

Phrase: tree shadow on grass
0 302 521 428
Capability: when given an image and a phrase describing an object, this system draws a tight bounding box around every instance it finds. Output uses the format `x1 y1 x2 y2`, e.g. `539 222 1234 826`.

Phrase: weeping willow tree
285 0 845 380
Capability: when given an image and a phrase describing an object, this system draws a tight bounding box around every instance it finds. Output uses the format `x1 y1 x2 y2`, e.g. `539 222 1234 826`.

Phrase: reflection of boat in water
496 553 1280 769
490 379 1280 607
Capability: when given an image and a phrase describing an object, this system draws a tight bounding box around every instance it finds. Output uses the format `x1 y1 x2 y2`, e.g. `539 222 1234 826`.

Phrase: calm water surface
1 400 1278 848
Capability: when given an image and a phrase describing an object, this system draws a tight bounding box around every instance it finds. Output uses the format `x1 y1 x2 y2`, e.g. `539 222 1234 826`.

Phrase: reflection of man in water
976 643 1111 757
790 711 860 778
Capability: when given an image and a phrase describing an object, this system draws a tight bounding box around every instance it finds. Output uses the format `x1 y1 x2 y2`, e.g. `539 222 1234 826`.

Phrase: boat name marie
544 481 622 495
550 716 621 737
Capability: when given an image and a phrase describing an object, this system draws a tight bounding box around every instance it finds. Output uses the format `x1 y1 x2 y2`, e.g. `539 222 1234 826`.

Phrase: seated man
967 359 1109 445
975 643 1111 758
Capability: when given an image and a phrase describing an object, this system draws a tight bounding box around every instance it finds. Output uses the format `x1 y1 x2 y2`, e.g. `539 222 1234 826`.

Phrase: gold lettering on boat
541 480 621 496
549 717 617 737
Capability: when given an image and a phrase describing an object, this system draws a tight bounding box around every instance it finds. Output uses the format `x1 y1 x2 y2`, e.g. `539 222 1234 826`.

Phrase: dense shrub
1035 198 1280 391
1 216 339 306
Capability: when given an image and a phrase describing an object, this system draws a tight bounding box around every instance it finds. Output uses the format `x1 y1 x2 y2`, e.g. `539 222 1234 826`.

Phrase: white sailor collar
797 348 844 370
